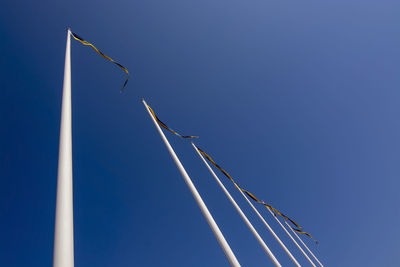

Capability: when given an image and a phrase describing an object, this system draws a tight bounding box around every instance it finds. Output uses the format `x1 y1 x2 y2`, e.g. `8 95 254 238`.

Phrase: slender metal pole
267 209 315 267
285 221 323 267
237 188 301 266
142 100 240 267
53 29 74 267
191 143 281 267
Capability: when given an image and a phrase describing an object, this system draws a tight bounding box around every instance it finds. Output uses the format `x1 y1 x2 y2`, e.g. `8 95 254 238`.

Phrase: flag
146 103 198 139
195 145 305 231
291 227 319 244
69 30 130 92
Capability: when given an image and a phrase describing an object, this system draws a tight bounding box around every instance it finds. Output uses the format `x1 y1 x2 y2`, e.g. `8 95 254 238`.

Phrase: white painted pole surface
191 143 281 267
53 29 74 267
267 209 315 267
285 221 323 267
238 189 300 267
142 100 240 267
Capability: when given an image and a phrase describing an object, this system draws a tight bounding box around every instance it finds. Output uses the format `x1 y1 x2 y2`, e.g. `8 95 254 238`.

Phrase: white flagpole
53 29 74 267
142 100 240 267
191 142 282 267
267 209 316 267
285 221 323 267
236 188 301 266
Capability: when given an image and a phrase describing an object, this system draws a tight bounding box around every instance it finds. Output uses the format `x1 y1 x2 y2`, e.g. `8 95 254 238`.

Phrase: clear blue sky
1 0 399 266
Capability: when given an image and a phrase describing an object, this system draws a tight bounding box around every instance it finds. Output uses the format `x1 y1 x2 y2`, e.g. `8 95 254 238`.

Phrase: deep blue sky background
1 0 399 266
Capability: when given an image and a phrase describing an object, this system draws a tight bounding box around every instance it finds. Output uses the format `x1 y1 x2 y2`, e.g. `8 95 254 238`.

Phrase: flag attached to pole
145 103 198 139
289 226 318 244
291 228 314 239
69 30 130 93
195 145 309 231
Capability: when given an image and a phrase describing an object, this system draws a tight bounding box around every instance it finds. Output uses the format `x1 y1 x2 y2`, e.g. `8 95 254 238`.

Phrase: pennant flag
195 145 307 232
146 103 198 139
291 227 319 244
69 30 130 93
197 147 234 183
262 203 302 229
239 188 301 229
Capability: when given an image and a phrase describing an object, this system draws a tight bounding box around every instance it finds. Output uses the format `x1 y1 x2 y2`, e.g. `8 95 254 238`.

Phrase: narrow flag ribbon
237 188 301 229
262 203 301 230
195 145 307 232
291 227 319 244
69 30 130 93
146 103 198 139
197 146 234 183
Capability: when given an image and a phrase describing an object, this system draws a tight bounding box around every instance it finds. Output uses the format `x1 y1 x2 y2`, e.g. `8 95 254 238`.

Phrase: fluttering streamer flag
69 30 130 93
291 227 319 244
195 145 317 240
196 146 235 183
145 103 199 139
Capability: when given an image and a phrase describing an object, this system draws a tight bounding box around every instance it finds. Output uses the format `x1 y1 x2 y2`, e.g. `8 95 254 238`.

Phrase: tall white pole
142 100 240 267
53 29 74 267
285 221 323 267
267 209 315 267
191 143 281 267
237 188 301 266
